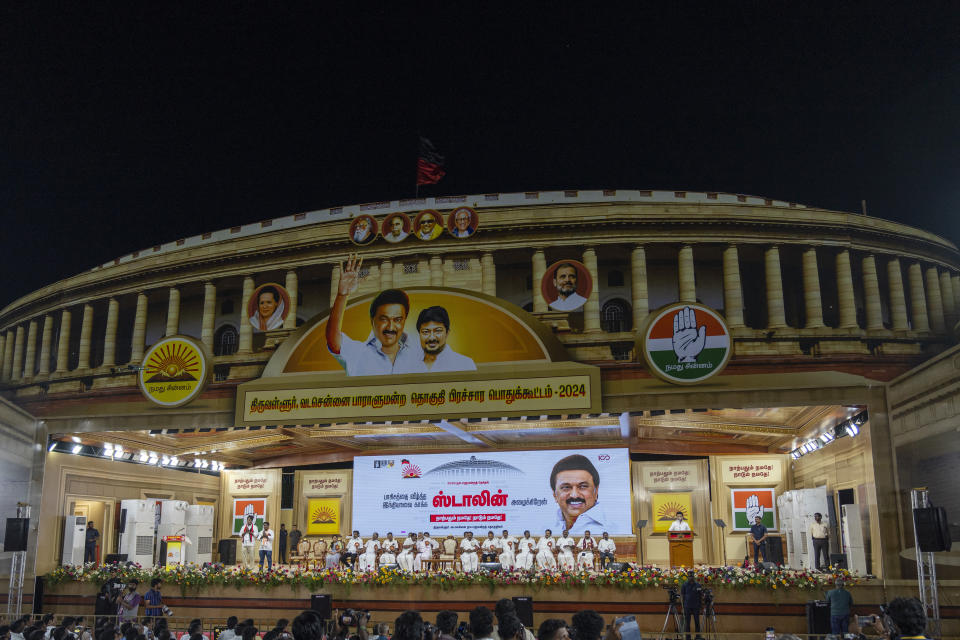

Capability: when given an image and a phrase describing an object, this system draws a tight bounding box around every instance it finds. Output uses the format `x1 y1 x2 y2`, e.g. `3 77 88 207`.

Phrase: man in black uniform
84 521 100 564
278 524 288 565
680 570 702 640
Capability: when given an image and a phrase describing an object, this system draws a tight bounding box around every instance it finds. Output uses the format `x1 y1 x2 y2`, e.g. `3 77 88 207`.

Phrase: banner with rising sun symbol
306 498 341 535
650 492 694 533
138 335 211 407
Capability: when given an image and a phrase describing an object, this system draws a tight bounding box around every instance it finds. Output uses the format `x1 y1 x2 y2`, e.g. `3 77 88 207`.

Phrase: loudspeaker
218 538 237 564
830 553 847 570
33 575 44 614
104 554 128 564
479 562 502 573
914 507 952 552
512 596 534 628
4 518 29 552
311 594 332 619
806 600 831 636
765 537 784 565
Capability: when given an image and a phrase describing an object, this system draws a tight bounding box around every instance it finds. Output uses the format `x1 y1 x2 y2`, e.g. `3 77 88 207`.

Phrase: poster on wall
306 498 342 535
352 448 632 535
650 492 694 533
541 260 593 312
232 498 267 534
731 488 777 531
247 283 291 332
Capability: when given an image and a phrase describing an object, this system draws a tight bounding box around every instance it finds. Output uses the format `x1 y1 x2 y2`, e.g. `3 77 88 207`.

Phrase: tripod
656 595 684 640
702 597 720 638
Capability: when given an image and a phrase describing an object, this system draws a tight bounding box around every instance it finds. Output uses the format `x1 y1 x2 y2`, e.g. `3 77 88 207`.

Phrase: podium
668 531 694 568
161 535 185 568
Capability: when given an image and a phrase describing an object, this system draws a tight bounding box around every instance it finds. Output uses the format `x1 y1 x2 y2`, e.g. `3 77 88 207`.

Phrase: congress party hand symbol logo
672 307 706 363
745 493 765 523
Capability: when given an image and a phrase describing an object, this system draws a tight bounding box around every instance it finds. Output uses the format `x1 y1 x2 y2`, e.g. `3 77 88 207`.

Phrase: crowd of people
0 593 934 640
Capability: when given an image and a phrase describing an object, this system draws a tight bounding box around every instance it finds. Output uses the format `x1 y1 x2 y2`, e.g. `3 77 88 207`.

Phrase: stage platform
22 575 959 636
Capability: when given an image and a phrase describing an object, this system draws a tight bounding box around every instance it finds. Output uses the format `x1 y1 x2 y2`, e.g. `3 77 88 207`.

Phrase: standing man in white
238 515 259 570
257 522 275 571
459 531 481 572
536 530 557 571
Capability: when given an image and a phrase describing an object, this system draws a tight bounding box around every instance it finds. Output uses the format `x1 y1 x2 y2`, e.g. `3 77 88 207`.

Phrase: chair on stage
293 538 313 568
427 535 458 571
312 538 328 568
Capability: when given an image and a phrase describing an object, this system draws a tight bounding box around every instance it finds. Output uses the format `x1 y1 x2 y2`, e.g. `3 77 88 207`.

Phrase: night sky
2 4 959 308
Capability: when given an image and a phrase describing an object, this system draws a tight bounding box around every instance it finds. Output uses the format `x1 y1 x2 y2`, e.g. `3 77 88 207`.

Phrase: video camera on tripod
662 584 681 604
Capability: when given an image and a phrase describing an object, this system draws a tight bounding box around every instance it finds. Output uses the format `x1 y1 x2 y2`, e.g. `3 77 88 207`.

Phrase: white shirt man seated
481 532 500 563
498 530 517 570
379 534 398 565
597 532 617 569
577 531 596 570
414 533 439 571
358 534 381 572
556 530 576 571
397 533 417 572
459 532 481 572
536 531 557 571
515 532 536 570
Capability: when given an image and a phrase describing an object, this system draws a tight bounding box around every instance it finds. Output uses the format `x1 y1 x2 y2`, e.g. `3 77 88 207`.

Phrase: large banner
352 448 632 536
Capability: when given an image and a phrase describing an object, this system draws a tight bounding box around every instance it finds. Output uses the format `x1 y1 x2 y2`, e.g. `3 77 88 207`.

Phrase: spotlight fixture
845 422 860 437
139 452 149 462
72 444 83 454
48 441 57 452
71 436 82 443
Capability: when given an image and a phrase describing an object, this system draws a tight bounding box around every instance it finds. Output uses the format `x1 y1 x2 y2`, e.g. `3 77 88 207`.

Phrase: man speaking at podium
669 511 691 532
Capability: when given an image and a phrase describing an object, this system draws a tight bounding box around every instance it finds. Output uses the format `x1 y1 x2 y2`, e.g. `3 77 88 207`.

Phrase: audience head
240 627 258 640
291 611 324 640
469 607 494 639
394 611 424 640
537 619 570 640
226 618 238 631
498 616 525 640
886 597 927 637
494 598 516 622
571 610 605 640
436 611 458 635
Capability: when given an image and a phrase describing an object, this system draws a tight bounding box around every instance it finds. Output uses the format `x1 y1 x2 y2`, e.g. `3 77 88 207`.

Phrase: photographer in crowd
680 570 702 640
856 597 930 640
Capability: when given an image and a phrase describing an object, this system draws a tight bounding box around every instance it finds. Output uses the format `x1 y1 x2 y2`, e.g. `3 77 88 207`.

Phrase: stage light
161 455 170 465
790 450 802 460
102 443 114 457
201 460 209 469
72 444 83 454
820 431 834 444
139 452 148 462
148 455 158 464
113 447 123 459
845 422 859 437
48 441 57 452
194 458 201 467
71 436 82 443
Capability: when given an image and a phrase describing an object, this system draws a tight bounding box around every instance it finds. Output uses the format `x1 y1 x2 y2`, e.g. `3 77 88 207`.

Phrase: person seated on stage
597 532 617 569
497 529 517 570
326 535 343 569
343 531 364 569
358 532 381 572
669 511 692 532
536 620 569 640
556 529 576 571
536 530 557 571
414 532 440 571
571 611 604 640
379 532 398 566
397 532 417 571
459 531 481 573
481 531 499 563
576 531 596 571
469 607 495 640
515 531 536 570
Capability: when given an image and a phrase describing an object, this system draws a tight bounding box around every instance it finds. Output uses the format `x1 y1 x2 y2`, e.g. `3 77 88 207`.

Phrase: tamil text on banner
731 488 777 531
352 447 632 536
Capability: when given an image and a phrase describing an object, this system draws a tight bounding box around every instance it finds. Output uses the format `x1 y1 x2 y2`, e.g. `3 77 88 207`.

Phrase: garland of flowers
45 563 863 595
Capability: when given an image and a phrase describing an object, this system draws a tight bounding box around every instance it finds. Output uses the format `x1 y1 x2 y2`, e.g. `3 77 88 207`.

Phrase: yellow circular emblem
138 335 211 407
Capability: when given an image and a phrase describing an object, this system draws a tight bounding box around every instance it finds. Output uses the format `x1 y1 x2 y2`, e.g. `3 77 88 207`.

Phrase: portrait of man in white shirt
409 306 476 373
548 262 587 311
668 511 692 532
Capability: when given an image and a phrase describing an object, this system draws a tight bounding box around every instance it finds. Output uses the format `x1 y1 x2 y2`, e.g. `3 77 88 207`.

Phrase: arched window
214 325 239 356
601 298 632 333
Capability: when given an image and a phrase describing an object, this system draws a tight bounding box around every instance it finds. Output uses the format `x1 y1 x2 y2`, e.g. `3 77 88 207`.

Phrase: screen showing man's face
372 303 406 348
455 211 470 231
554 266 578 297
258 292 278 318
418 321 447 355
553 469 598 522
390 217 404 236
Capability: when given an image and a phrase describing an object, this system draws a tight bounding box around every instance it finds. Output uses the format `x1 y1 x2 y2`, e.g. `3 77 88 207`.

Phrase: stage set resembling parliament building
0 190 958 633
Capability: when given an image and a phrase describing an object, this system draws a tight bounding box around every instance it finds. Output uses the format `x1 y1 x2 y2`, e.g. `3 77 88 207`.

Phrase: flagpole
415 132 420 199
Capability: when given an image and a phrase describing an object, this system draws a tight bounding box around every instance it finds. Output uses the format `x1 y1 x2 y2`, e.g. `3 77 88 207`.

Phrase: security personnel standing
84 521 100 564
681 570 702 640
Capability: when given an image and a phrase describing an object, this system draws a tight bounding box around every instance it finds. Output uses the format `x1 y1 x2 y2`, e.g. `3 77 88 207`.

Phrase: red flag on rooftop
416 136 446 186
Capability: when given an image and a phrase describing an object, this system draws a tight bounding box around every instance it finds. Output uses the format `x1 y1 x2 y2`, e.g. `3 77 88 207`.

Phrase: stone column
532 250 547 313
11 325 25 380
953 274 960 320
836 249 858 329
329 264 341 307
201 282 217 346
23 320 38 379
0 332 6 381
38 315 53 376
925 266 946 333
77 304 94 370
380 260 394 290
481 252 497 297
430 255 444 286
284 270 298 329
938 269 956 328
861 255 884 330
887 258 909 331
130 292 148 364
802 246 824 328
583 248 601 332
238 276 255 354
764 246 787 328
165 287 180 336
677 244 696 302
630 245 649 330
55 309 72 373
722 244 745 328
1 330 13 381
907 262 930 332
102 298 120 368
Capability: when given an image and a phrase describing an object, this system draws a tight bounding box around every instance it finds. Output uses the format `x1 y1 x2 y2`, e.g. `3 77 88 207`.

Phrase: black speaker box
33 575 44 614
218 538 237 564
512 596 534 628
104 554 128 564
4 518 29 552
830 553 847 570
765 537 784 564
311 594 332 619
806 600 831 637
479 562 502 573
914 507 952 552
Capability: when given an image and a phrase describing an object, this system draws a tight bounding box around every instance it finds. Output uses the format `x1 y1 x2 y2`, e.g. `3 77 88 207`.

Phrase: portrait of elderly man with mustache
326 254 422 376
549 454 610 534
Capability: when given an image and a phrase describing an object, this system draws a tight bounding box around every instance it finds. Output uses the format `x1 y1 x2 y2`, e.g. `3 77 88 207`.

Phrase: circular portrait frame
382 212 412 244
446 206 479 239
540 259 593 312
348 214 378 246
413 209 445 242
247 282 292 332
